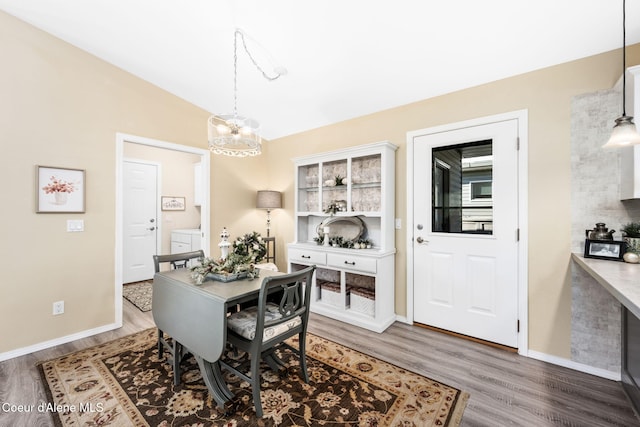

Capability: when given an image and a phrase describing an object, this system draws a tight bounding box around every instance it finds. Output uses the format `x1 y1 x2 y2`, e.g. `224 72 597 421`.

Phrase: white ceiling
2 0 639 140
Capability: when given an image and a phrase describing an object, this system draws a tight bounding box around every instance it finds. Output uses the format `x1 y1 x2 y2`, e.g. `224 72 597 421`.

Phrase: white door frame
406 110 529 355
114 132 211 327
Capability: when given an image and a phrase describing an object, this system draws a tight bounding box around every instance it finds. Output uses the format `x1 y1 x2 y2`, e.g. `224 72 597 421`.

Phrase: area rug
38 328 468 426
122 281 152 312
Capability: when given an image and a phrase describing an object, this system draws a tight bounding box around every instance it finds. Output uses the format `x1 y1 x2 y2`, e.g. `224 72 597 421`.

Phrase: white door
413 119 519 347
123 160 158 283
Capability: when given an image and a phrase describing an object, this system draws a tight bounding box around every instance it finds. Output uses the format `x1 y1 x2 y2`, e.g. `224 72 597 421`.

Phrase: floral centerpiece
232 231 267 263
190 231 267 284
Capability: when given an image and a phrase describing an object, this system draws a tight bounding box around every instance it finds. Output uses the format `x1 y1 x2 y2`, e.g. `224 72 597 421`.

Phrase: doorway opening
115 133 210 327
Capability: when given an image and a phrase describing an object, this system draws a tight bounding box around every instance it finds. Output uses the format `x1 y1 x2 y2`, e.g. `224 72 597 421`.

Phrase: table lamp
256 190 281 237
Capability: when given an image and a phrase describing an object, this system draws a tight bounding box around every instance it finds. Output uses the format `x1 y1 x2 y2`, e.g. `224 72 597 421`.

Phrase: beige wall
0 11 269 353
268 46 640 358
3 9 640 361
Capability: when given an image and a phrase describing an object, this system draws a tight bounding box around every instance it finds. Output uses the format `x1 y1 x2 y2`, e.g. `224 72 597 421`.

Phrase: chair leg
299 333 309 383
251 354 263 417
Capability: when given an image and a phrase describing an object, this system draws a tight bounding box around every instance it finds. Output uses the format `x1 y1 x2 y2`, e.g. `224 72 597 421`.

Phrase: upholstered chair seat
227 303 302 341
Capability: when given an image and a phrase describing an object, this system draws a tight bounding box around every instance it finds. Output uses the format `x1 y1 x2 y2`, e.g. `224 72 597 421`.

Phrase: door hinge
517 320 520 333
516 137 520 151
516 228 520 241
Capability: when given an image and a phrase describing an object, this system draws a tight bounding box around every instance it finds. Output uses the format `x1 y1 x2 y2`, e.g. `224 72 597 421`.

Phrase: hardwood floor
1 301 638 426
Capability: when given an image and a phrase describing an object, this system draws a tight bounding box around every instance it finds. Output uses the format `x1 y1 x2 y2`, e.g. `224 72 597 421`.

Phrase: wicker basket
350 286 375 316
318 281 342 307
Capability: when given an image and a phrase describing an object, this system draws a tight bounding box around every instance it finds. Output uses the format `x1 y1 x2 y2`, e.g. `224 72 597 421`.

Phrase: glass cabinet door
351 154 382 213
322 160 348 213
297 163 319 213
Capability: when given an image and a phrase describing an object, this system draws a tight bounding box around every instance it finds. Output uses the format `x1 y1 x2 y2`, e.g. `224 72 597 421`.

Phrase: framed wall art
161 196 186 211
36 166 86 213
584 239 626 262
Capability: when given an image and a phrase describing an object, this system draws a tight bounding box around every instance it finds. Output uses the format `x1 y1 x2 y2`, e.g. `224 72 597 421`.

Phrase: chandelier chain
235 29 283 83
622 0 627 116
233 32 238 117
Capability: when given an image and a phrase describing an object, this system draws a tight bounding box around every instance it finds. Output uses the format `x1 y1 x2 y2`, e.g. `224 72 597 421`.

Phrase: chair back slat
153 250 205 273
279 282 302 317
257 266 315 336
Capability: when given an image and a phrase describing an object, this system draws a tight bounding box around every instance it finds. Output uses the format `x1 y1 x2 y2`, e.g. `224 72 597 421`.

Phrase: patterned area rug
122 281 152 312
38 328 468 426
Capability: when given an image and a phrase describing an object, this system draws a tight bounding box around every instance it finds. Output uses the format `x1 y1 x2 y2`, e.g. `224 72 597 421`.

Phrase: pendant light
603 0 640 148
208 29 286 157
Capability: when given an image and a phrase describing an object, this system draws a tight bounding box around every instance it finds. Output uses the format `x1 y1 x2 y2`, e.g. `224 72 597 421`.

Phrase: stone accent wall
570 88 640 372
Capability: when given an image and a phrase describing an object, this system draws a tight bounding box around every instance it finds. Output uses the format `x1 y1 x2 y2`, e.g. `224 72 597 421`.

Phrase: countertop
572 253 640 319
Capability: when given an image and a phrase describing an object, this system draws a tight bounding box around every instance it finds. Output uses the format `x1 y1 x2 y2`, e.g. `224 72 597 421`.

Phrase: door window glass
432 140 493 234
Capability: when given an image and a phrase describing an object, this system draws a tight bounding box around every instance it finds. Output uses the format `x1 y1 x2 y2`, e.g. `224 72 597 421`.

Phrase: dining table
152 267 282 411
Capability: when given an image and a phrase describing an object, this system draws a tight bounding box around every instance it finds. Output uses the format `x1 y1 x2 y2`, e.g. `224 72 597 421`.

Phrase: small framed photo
161 196 186 211
584 239 626 262
36 166 85 213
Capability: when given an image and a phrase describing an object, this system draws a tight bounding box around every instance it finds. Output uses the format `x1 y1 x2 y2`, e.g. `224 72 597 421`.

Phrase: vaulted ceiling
2 0 639 139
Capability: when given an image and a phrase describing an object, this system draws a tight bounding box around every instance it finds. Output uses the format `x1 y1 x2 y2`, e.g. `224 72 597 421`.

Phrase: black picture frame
584 239 626 261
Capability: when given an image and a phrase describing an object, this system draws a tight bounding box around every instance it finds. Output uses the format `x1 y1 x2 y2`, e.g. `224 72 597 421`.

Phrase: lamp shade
256 190 282 209
603 116 640 148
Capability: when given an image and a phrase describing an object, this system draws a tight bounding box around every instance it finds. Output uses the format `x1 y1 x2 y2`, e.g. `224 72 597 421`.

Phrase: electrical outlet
53 301 64 315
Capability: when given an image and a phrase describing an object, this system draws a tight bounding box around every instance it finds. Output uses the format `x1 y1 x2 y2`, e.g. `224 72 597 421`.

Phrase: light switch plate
67 219 84 232
395 218 402 229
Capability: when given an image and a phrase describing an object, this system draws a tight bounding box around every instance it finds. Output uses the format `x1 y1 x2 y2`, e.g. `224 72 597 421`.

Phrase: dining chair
153 249 204 385
221 265 316 417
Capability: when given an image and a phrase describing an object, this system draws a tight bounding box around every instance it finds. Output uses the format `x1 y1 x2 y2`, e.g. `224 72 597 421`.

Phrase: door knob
416 236 427 244
147 226 156 231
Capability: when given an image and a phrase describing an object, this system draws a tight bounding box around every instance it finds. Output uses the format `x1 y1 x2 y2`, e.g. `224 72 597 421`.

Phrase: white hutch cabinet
288 141 397 332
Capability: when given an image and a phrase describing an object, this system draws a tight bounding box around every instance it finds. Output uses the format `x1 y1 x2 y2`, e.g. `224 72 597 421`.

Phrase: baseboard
394 315 410 325
0 322 121 362
527 349 621 381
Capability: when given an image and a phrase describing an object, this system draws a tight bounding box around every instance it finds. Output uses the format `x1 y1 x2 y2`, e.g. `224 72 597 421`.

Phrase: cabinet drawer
171 232 192 244
289 248 326 265
171 241 191 254
327 253 377 274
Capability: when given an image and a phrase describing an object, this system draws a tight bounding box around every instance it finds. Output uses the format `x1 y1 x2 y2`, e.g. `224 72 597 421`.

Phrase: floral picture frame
161 196 186 211
36 166 86 213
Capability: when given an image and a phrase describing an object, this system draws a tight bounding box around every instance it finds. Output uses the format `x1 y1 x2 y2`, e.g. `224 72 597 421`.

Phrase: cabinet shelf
289 141 397 333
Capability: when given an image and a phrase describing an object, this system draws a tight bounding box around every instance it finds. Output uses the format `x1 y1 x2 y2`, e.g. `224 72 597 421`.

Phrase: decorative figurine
219 227 231 260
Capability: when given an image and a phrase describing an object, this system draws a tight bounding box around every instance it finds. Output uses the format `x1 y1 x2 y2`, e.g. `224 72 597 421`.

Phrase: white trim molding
0 322 119 362
527 350 621 381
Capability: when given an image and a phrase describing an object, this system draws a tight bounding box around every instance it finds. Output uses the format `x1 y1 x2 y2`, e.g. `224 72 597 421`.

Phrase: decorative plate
317 216 366 241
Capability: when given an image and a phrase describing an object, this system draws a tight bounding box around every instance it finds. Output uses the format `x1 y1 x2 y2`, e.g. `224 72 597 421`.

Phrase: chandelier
603 0 640 148
208 29 285 157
